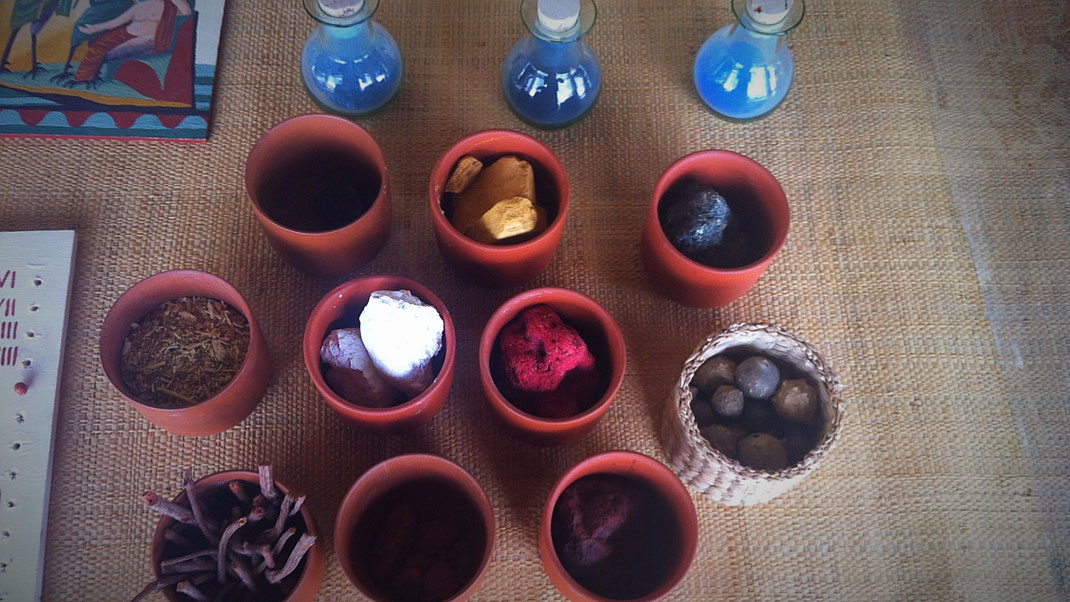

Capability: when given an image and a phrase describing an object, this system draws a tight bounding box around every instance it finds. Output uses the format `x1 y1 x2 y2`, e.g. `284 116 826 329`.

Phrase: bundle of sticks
132 466 316 601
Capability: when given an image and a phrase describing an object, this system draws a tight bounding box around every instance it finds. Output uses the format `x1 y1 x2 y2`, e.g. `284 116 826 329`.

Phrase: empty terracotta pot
540 451 699 601
641 150 790 307
479 287 626 446
428 129 570 288
335 454 495 601
151 470 326 602
99 270 271 436
303 275 455 433
246 113 392 277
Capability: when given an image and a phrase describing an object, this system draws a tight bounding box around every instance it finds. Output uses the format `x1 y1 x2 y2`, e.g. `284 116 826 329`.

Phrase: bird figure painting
0 0 76 77
0 0 225 140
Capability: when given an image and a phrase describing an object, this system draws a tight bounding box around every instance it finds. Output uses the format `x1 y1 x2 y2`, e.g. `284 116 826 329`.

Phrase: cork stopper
746 0 793 25
537 0 581 34
318 0 364 18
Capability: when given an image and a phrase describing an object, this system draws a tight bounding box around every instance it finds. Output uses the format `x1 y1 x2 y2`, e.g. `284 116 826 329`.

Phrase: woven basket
660 323 846 506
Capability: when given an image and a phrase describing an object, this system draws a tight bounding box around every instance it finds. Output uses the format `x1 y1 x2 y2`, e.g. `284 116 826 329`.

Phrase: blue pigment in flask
694 0 804 120
301 0 403 117
502 0 602 129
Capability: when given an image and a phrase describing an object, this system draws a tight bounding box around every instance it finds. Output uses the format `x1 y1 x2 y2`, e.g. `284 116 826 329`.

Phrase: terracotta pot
151 470 326 602
99 270 271 436
539 451 699 601
303 275 455 433
479 288 626 446
428 129 570 288
641 150 790 307
245 113 392 277
335 454 495 601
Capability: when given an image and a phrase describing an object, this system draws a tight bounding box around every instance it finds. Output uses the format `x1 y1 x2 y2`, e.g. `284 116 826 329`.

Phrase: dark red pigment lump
353 480 485 602
551 474 681 600
495 305 602 419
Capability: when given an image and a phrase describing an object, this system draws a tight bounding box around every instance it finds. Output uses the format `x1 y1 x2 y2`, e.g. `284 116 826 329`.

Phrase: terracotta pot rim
479 287 626 428
303 275 457 422
648 149 790 275
428 129 571 254
539 451 699 602
334 454 496 601
151 469 324 602
244 113 390 238
100 269 265 415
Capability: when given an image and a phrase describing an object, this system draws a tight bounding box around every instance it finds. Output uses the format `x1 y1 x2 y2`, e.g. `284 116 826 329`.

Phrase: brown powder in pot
120 296 250 409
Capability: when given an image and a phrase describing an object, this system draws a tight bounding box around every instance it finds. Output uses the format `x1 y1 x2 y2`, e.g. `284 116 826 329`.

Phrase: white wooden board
0 231 76 602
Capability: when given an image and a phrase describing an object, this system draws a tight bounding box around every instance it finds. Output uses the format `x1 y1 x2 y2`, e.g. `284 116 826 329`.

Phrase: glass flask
694 0 805 120
502 0 602 129
301 0 403 117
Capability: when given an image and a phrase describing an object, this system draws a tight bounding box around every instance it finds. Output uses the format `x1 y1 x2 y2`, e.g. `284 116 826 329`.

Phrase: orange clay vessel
479 287 626 446
246 113 392 277
99 270 271 436
429 129 570 288
303 275 455 434
540 451 699 601
151 470 326 602
642 150 790 307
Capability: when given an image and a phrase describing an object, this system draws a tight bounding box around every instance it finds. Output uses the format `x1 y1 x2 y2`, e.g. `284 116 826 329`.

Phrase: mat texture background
1 0 1068 599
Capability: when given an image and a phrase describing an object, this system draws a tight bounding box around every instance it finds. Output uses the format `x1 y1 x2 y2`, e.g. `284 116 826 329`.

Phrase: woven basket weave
661 323 846 506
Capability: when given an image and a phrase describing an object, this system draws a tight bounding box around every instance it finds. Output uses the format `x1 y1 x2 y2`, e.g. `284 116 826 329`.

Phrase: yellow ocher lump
464 197 547 244
450 156 537 235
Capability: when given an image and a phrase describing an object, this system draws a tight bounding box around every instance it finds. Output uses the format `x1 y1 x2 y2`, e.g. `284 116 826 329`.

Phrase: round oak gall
737 433 788 471
711 385 744 418
772 378 818 424
691 355 736 394
735 356 780 399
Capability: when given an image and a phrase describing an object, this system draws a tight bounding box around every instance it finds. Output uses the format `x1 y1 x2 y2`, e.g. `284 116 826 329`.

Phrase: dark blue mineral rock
661 184 750 267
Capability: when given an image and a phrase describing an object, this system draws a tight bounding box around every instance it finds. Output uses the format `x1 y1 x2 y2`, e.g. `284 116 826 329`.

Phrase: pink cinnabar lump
500 305 595 393
320 328 395 408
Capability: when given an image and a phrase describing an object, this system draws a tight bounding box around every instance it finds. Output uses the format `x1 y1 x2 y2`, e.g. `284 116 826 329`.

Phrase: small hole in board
10 443 19 451
29 304 39 312
7 470 14 480
15 413 24 424
33 278 42 287
5 501 12 508
25 331 34 338
2 530 9 537
21 359 31 368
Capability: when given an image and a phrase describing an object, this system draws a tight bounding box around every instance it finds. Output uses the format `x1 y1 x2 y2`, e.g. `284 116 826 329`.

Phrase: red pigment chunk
555 475 647 570
500 305 595 393
497 306 601 418
522 369 602 419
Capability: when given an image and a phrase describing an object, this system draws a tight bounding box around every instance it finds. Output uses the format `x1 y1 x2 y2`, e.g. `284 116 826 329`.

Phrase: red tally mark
0 346 17 366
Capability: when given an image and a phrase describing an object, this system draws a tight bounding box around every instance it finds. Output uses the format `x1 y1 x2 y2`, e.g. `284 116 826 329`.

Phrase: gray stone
735 356 780 399
712 385 744 418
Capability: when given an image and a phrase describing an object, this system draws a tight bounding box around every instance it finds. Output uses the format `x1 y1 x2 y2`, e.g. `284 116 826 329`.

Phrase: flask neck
317 19 374 50
729 21 779 47
527 33 585 60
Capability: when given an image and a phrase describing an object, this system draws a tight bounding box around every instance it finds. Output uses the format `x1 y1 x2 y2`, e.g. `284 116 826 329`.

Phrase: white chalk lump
320 290 445 407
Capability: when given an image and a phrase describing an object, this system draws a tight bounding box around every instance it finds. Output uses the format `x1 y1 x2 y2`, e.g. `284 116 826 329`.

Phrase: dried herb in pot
132 466 315 602
120 297 250 409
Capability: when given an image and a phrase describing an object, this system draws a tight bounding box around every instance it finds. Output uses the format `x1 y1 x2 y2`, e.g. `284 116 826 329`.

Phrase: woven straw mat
1 0 1068 599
